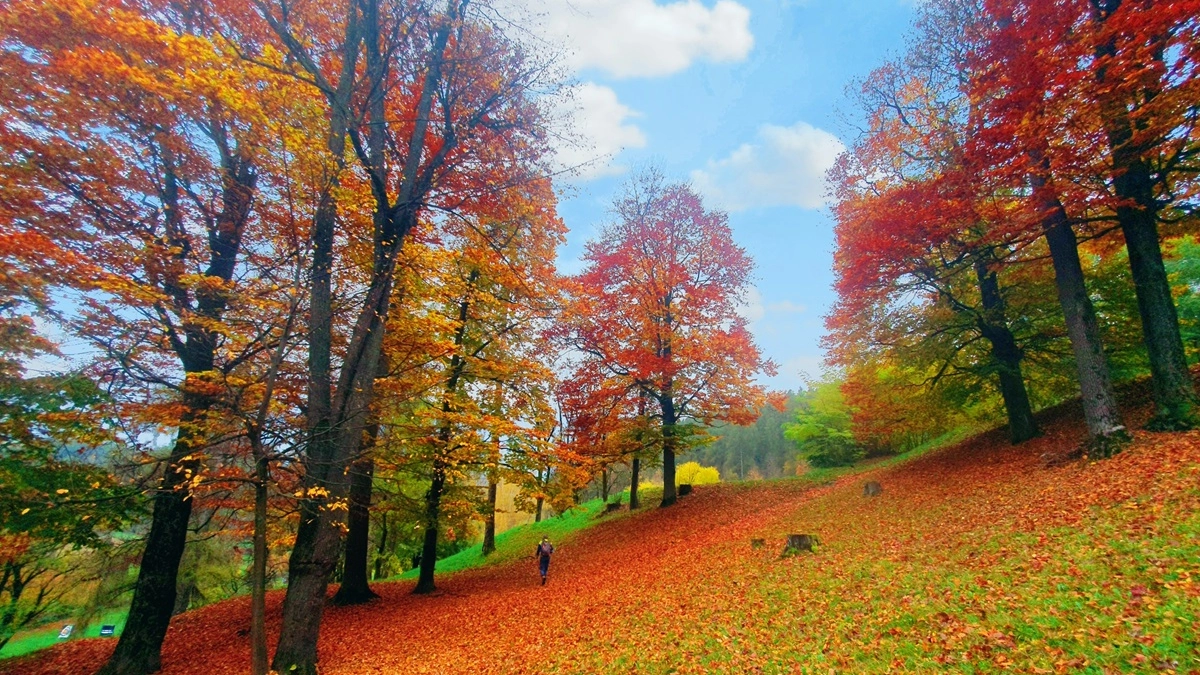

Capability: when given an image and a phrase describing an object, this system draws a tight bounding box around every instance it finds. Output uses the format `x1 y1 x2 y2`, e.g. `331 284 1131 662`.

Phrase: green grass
396 433 974 585
0 609 126 660
396 495 635 579
797 427 973 485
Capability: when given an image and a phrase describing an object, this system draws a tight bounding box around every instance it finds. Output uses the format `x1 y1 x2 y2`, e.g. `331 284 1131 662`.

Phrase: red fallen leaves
6 382 1200 675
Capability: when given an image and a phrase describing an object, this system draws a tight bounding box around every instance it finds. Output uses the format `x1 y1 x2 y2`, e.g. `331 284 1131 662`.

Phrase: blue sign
99 624 116 637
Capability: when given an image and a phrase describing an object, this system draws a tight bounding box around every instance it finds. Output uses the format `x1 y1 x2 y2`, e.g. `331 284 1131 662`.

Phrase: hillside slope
6 398 1199 675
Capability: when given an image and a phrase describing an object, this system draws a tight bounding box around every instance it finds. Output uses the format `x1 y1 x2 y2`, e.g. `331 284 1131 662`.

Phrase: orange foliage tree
824 11 1053 444
204 0 564 669
0 1 316 672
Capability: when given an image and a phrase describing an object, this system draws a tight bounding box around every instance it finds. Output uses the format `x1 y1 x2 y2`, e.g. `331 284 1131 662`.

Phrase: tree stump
862 481 882 497
782 533 816 557
678 484 693 497
604 501 622 514
750 538 765 549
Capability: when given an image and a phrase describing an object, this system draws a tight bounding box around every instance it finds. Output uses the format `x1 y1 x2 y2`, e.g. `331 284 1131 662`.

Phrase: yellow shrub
675 461 720 486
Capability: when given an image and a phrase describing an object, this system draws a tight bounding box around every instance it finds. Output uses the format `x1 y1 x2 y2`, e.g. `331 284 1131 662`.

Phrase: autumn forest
1 0 1198 674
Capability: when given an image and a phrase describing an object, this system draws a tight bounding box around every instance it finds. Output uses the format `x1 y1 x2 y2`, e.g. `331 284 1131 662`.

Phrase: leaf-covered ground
6 398 1199 675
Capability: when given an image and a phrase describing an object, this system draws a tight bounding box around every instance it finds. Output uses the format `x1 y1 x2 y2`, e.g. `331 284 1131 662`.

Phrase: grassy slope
0 610 126 660
397 495 619 578
6 393 1200 675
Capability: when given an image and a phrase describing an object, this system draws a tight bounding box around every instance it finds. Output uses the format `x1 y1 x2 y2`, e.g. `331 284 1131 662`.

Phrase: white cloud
768 300 806 314
690 121 845 211
735 287 807 324
777 354 825 388
546 82 648 180
538 0 754 78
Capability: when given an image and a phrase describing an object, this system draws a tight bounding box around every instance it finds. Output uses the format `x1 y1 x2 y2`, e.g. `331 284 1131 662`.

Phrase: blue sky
540 0 918 392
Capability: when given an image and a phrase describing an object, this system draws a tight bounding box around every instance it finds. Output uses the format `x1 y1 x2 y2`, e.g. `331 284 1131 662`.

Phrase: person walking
533 536 554 585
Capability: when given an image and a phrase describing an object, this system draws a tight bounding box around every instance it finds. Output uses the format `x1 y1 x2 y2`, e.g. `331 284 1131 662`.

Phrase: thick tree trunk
270 184 342 674
271 475 340 674
535 496 544 523
1120 212 1194 428
250 453 269 675
991 336 1039 444
629 458 640 510
97 403 205 675
482 480 497 556
600 468 610 502
1093 1 1196 430
1034 172 1128 453
332 442 379 605
414 461 446 594
973 257 1039 444
274 314 392 667
660 394 677 507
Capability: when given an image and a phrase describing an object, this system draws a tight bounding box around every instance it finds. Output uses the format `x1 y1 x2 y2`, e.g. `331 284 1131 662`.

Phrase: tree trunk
100 131 256 675
413 460 446 594
482 479 497 556
1121 211 1196 429
629 457 640 510
333 422 380 605
1033 170 1128 453
373 513 388 580
97 408 204 675
270 101 347 674
1093 1 1196 430
973 256 1039 444
660 394 677 507
272 246 394 670
250 453 269 675
535 496 544 523
600 468 610 502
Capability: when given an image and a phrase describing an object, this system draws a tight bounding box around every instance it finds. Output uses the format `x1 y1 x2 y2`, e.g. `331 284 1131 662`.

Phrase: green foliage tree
784 378 864 468
0 306 138 649
1166 236 1200 364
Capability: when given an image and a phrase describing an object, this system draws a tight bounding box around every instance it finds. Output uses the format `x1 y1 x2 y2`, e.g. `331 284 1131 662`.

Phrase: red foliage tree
562 170 775 507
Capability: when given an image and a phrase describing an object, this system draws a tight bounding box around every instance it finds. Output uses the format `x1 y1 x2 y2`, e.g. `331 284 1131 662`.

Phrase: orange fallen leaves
6 387 1200 675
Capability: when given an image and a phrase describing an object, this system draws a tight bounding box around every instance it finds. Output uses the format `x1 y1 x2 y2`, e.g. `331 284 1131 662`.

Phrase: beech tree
982 0 1199 429
967 0 1132 451
564 170 775 507
212 0 560 669
0 2 313 671
825 0 1051 444
970 0 1199 437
